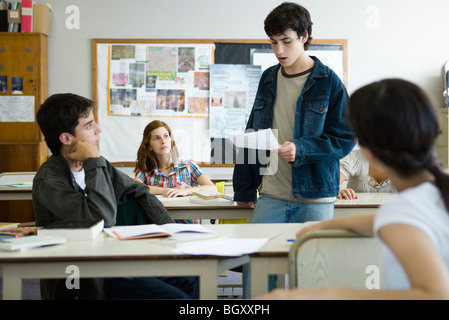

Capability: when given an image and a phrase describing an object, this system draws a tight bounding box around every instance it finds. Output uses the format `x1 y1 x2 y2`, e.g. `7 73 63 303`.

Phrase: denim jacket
233 57 355 202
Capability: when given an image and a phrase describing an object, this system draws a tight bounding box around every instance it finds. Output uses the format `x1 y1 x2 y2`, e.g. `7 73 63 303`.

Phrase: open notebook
104 223 217 241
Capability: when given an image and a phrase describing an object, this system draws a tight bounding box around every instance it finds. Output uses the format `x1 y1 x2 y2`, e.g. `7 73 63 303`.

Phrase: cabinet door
0 33 48 222
0 34 43 142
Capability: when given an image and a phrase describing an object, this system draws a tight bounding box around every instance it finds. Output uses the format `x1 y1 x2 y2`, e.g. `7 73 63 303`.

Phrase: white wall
45 0 449 103
41 0 449 163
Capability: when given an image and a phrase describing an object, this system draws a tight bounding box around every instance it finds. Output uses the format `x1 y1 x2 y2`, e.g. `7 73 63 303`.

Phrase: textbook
37 220 104 241
0 235 66 251
0 226 39 240
0 222 20 230
192 189 225 200
104 223 217 241
189 196 234 206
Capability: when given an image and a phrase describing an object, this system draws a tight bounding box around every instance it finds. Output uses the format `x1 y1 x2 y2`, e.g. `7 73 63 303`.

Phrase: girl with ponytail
258 79 449 299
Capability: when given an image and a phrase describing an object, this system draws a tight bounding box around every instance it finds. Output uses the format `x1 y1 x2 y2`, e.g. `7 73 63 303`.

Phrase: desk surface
0 223 303 262
0 223 306 299
334 192 394 208
0 172 394 208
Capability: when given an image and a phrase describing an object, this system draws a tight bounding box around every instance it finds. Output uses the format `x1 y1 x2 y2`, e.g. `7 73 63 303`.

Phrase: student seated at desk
338 149 396 199
134 120 216 198
134 120 216 223
258 79 449 300
33 93 198 300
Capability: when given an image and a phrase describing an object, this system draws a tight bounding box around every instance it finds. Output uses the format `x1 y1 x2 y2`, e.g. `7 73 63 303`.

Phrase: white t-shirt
373 182 449 289
72 169 86 190
340 150 396 193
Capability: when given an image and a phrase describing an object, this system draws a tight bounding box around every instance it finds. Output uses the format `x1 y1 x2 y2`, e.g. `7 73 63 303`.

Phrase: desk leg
1 259 220 300
250 256 288 299
2 264 22 300
198 268 217 300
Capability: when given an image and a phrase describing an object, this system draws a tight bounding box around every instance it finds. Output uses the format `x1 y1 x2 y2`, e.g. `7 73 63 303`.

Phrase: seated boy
33 93 198 299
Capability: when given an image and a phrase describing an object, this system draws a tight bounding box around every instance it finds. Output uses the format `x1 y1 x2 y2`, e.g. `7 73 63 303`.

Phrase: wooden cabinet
0 33 48 222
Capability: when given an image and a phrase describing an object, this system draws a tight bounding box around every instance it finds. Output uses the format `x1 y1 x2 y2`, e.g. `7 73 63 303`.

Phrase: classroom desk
247 193 396 298
0 172 35 201
0 223 306 300
160 196 253 221
0 171 393 220
334 192 394 217
246 223 305 298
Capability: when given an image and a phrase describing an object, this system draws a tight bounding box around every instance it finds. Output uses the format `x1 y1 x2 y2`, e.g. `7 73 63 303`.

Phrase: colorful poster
209 64 261 138
108 43 214 118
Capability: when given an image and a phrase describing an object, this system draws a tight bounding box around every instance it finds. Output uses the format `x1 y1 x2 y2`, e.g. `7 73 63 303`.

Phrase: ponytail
426 160 449 212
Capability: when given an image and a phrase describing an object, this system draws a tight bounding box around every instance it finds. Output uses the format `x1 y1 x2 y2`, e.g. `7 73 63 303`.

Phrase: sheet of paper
0 96 35 122
227 129 281 150
0 174 34 186
155 195 186 202
173 238 268 256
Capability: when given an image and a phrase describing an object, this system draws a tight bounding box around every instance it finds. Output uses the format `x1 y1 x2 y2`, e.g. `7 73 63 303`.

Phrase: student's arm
162 174 216 198
33 156 118 227
296 213 375 238
337 171 358 199
338 154 358 200
259 223 449 300
337 188 358 199
339 171 347 185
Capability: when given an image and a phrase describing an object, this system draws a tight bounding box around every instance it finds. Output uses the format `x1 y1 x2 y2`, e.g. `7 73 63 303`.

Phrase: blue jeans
104 276 199 300
252 195 334 223
243 195 334 298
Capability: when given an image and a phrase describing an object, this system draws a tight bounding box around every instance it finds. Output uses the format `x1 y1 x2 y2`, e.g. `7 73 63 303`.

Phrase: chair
289 229 384 290
116 198 149 226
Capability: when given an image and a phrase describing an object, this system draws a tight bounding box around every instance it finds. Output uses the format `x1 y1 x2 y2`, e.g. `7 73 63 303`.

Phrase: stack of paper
192 189 225 200
0 235 66 251
38 220 104 241
173 238 268 256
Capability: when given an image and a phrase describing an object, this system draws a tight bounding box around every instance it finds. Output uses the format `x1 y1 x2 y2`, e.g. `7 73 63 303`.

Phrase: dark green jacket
32 153 174 299
33 153 173 228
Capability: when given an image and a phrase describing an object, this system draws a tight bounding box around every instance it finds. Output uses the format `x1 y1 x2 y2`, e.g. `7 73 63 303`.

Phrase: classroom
1 0 449 304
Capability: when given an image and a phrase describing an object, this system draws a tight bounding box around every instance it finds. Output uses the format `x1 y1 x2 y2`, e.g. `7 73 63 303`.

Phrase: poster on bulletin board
209 64 261 139
107 43 214 118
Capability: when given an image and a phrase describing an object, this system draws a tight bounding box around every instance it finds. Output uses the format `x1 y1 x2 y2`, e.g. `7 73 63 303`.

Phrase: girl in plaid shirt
134 120 216 198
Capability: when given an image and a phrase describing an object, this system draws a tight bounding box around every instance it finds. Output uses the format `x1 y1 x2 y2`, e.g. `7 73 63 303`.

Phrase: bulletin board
92 39 348 165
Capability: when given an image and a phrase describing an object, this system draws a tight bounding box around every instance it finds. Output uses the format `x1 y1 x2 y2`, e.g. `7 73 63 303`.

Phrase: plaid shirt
135 159 203 188
135 160 203 224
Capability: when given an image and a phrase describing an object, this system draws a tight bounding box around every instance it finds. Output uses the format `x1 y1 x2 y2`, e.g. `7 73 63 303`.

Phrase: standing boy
234 2 354 223
33 93 198 299
232 2 355 296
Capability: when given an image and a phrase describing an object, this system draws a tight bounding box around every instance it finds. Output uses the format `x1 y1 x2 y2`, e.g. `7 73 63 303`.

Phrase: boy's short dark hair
36 93 95 155
264 2 313 50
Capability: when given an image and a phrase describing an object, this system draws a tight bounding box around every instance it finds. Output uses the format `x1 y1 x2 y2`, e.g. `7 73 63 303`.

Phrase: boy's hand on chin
66 141 100 162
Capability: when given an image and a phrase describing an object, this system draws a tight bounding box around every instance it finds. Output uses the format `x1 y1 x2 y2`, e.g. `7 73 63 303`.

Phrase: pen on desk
286 238 295 242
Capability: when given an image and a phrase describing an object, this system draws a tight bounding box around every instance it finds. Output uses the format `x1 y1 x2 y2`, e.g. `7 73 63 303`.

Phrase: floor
0 271 243 300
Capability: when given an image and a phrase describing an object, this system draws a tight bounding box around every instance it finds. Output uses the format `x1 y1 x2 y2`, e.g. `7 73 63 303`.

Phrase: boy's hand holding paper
227 128 281 151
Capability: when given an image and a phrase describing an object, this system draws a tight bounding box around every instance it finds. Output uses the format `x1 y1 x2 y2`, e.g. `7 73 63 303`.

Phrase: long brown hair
134 120 179 174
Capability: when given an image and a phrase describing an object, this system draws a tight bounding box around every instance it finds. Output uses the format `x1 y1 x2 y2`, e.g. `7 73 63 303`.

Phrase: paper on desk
0 179 33 187
155 195 185 202
172 238 268 256
227 129 281 150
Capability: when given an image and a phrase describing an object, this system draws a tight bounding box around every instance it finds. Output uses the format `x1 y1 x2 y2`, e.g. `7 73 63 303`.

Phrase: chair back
116 198 149 226
289 229 384 290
